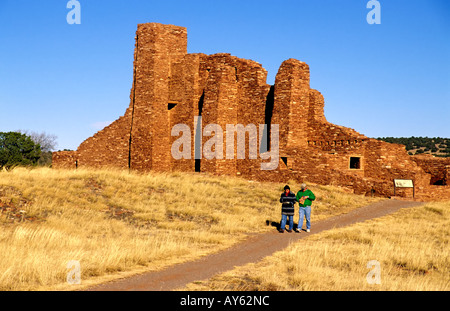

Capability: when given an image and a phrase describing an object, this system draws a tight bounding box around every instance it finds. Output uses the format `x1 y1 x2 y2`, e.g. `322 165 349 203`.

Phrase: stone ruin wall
409 155 450 200
53 23 450 201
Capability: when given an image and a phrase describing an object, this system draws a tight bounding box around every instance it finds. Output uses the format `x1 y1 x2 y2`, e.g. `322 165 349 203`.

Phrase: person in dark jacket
279 185 296 233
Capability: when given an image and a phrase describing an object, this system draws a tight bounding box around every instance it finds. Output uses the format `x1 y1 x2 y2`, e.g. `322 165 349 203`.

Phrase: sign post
393 179 415 198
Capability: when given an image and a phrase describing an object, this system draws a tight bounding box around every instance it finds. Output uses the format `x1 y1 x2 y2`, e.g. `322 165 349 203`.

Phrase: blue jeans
298 206 311 230
280 214 294 231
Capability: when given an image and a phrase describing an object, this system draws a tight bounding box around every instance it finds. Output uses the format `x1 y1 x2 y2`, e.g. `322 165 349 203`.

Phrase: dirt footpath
87 199 422 291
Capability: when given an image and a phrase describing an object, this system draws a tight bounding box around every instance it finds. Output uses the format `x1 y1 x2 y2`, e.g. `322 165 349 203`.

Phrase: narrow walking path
87 199 422 291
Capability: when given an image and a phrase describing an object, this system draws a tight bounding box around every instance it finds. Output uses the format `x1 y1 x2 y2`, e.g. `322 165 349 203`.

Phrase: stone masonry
53 23 450 201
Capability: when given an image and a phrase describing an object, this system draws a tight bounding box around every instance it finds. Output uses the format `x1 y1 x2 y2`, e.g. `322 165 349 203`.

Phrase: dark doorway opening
195 91 205 173
198 91 205 116
431 178 446 186
261 85 275 153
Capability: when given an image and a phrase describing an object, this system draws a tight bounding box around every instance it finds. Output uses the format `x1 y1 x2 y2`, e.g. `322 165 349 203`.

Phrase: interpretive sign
393 179 415 198
394 179 414 188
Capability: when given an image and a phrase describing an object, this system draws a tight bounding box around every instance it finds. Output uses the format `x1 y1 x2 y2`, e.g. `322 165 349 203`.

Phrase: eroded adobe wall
199 55 240 175
299 87 433 197
167 53 204 172
53 110 132 170
411 155 450 185
167 52 271 176
76 113 132 169
271 59 310 153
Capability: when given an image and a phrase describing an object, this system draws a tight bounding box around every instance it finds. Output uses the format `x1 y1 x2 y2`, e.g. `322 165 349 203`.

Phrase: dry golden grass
183 201 450 291
0 167 378 291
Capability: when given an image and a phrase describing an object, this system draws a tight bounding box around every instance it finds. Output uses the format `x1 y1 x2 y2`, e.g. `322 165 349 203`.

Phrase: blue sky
0 0 449 151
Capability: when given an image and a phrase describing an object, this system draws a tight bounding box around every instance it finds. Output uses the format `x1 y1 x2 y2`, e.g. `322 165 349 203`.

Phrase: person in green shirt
295 183 316 232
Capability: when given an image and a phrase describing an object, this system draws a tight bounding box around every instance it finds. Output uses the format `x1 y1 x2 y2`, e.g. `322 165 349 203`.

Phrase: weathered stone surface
53 23 449 201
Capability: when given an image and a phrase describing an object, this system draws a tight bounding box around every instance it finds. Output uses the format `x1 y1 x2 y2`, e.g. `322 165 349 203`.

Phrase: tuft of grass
0 167 378 290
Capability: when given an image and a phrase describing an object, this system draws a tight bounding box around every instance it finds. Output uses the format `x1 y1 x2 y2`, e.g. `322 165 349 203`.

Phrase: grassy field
0 167 378 291
182 201 450 291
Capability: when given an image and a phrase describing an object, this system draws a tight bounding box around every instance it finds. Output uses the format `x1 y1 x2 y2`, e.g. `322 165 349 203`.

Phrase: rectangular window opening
350 156 361 169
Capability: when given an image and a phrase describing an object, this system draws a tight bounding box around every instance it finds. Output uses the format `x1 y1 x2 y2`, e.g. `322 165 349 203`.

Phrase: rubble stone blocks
52 23 450 201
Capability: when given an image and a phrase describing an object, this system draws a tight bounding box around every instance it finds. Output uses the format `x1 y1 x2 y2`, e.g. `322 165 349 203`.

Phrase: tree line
377 136 450 157
0 131 57 170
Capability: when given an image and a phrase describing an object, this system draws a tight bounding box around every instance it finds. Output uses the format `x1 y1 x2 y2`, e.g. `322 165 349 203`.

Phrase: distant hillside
376 137 450 157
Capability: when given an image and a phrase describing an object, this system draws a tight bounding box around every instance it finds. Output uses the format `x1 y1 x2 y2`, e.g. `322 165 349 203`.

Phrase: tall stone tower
129 23 188 172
